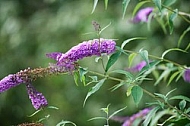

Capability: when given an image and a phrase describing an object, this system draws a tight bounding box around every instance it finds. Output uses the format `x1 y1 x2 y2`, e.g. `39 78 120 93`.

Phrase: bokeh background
0 0 190 125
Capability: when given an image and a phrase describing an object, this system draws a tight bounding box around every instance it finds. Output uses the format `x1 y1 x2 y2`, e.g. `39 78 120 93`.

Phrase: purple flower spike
26 83 48 110
183 68 190 83
0 74 25 93
132 7 154 23
126 61 147 72
47 38 116 71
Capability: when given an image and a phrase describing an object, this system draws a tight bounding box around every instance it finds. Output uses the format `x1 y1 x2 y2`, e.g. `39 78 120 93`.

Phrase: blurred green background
0 0 190 125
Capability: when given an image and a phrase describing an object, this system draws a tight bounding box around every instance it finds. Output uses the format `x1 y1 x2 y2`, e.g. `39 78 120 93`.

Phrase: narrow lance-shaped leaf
143 106 160 126
104 0 108 10
167 71 181 86
105 51 121 72
178 26 190 47
131 85 143 105
83 78 106 106
122 0 131 19
170 95 190 103
161 48 186 59
121 37 145 49
169 9 178 34
91 0 99 14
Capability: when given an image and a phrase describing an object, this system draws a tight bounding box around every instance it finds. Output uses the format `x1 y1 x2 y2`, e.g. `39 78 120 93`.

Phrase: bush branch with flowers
0 0 190 126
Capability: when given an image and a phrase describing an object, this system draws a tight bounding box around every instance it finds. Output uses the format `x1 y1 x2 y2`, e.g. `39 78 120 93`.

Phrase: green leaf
179 100 186 110
88 117 107 121
150 109 172 126
73 71 79 86
139 49 149 65
56 120 77 126
143 106 160 126
121 37 145 49
110 81 126 91
163 0 177 6
132 1 150 17
178 26 190 47
169 9 178 34
99 22 111 34
161 48 186 59
105 51 121 72
128 53 137 67
104 0 108 10
122 0 131 19
154 69 171 86
153 0 162 11
167 71 180 86
109 106 127 119
131 85 143 105
110 69 134 79
126 85 133 96
79 67 88 86
170 95 190 103
47 106 59 110
83 78 106 106
155 17 167 34
91 0 99 14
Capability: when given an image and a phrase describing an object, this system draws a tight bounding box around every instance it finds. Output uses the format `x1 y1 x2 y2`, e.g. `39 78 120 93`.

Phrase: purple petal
132 7 154 23
183 68 190 83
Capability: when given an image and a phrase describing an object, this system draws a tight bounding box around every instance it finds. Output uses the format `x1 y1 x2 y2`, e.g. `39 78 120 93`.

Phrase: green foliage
131 85 143 105
122 0 131 19
83 78 106 106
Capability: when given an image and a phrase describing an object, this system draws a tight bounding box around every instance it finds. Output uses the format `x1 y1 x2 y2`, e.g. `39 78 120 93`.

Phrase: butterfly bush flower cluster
132 7 154 23
46 38 116 71
0 38 116 110
111 108 151 126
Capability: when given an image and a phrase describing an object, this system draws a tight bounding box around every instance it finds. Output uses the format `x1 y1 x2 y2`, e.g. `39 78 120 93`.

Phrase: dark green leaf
131 85 143 105
110 81 126 91
122 0 131 19
179 100 186 110
169 9 178 34
153 0 162 11
105 51 121 72
83 78 106 106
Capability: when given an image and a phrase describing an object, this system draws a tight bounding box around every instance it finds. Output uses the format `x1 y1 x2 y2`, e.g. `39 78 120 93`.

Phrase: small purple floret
132 7 154 23
183 68 190 83
26 83 48 110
